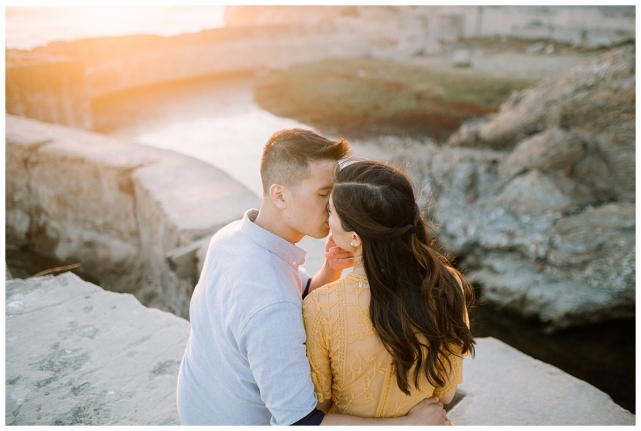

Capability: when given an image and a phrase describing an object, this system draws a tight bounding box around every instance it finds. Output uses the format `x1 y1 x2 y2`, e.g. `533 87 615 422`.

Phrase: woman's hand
324 234 354 271
308 235 355 294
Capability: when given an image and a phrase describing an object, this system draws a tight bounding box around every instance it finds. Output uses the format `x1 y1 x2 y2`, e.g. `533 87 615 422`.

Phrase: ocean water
5 5 226 50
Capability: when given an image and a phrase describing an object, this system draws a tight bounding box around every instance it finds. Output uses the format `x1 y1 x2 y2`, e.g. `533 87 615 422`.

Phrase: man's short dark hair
259 128 351 196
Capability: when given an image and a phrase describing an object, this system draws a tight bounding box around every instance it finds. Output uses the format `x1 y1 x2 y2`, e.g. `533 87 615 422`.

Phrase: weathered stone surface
497 128 585 179
6 51 93 130
448 45 635 201
548 203 635 267
5 273 190 425
5 120 54 247
5 274 634 425
390 47 635 329
5 114 260 319
449 337 635 425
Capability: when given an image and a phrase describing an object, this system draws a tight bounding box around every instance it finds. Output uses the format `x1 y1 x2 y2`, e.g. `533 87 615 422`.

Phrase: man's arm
320 397 450 426
438 387 457 405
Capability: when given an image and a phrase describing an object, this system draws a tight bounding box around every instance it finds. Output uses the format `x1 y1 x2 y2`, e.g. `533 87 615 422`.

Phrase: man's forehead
302 159 337 187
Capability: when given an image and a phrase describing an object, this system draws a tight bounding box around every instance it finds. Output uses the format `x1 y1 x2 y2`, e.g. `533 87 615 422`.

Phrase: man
176 128 450 425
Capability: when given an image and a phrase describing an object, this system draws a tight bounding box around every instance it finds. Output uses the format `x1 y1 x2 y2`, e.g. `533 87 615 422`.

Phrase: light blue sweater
176 209 317 425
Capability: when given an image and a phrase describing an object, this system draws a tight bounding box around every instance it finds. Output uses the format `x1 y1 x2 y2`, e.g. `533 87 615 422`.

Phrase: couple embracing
176 128 475 426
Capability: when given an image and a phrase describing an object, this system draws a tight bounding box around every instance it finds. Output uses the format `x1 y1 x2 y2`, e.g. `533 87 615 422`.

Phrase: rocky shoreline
424 46 634 330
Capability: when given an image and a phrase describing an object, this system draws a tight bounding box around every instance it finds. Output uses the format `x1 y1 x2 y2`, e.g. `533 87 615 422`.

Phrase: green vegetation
254 58 534 141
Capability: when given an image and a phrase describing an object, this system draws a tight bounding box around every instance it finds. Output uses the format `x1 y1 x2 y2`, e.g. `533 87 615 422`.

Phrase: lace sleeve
432 351 464 398
302 292 333 402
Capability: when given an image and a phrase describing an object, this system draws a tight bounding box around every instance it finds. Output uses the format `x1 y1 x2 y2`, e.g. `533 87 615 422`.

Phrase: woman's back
303 272 464 418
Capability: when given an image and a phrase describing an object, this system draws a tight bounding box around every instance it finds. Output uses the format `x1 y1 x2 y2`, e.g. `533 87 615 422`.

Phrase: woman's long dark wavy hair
332 160 475 395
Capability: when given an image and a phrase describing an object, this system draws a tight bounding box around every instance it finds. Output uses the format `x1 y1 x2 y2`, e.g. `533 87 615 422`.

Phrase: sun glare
5 6 226 50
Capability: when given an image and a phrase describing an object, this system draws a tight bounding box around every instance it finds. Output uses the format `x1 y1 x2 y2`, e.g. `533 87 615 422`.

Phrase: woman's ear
350 232 362 248
269 184 287 210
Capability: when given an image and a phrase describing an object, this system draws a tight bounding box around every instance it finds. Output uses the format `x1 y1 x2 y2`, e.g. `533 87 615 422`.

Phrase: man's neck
253 204 304 244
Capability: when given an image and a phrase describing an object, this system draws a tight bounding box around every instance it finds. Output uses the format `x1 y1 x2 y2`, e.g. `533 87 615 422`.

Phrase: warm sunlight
5 5 225 50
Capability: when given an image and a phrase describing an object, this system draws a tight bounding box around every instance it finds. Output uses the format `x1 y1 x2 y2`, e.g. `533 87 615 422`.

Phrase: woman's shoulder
305 273 369 306
304 277 345 304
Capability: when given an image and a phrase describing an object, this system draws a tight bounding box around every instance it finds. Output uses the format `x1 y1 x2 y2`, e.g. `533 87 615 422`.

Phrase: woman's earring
350 239 358 247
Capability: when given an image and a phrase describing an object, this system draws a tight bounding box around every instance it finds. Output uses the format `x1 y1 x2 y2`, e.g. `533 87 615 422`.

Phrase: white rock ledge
6 113 261 319
5 273 634 425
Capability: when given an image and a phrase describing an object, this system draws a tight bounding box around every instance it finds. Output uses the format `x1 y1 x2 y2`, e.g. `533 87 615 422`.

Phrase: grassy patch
254 58 534 141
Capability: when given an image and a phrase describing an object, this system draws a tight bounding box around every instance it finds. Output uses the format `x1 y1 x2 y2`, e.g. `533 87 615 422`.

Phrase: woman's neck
351 254 366 275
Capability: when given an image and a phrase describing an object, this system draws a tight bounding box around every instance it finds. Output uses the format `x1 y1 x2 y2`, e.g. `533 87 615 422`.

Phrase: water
5 6 225 50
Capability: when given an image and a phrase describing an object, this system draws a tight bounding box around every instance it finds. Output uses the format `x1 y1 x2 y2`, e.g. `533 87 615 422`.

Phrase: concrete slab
5 273 189 425
449 337 635 425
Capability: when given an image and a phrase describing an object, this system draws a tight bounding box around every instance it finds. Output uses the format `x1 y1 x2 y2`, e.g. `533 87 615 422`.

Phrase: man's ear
269 184 288 210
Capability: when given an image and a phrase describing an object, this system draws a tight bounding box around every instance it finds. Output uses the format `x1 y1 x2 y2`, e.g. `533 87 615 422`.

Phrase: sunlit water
5 5 225 50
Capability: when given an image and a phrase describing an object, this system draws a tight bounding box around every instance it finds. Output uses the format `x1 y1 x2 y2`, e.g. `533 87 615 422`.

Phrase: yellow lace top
302 272 465 418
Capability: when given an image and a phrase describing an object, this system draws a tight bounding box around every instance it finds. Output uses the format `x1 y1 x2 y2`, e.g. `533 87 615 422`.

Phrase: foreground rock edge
5 273 634 425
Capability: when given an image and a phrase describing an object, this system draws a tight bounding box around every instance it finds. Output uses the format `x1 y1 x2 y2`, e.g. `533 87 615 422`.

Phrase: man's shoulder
211 218 243 242
221 261 302 314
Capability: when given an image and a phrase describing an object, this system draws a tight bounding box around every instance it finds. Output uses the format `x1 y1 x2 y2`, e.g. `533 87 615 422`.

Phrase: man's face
282 159 337 241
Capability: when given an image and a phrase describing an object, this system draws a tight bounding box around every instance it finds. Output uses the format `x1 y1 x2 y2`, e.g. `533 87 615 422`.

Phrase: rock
450 337 635 425
498 128 585 179
394 46 635 329
548 203 635 267
526 41 546 55
491 170 576 215
452 49 472 67
5 272 190 425
5 51 93 130
5 114 260 319
6 273 634 425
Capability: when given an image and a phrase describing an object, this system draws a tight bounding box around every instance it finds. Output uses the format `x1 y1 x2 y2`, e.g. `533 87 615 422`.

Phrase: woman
303 160 475 419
